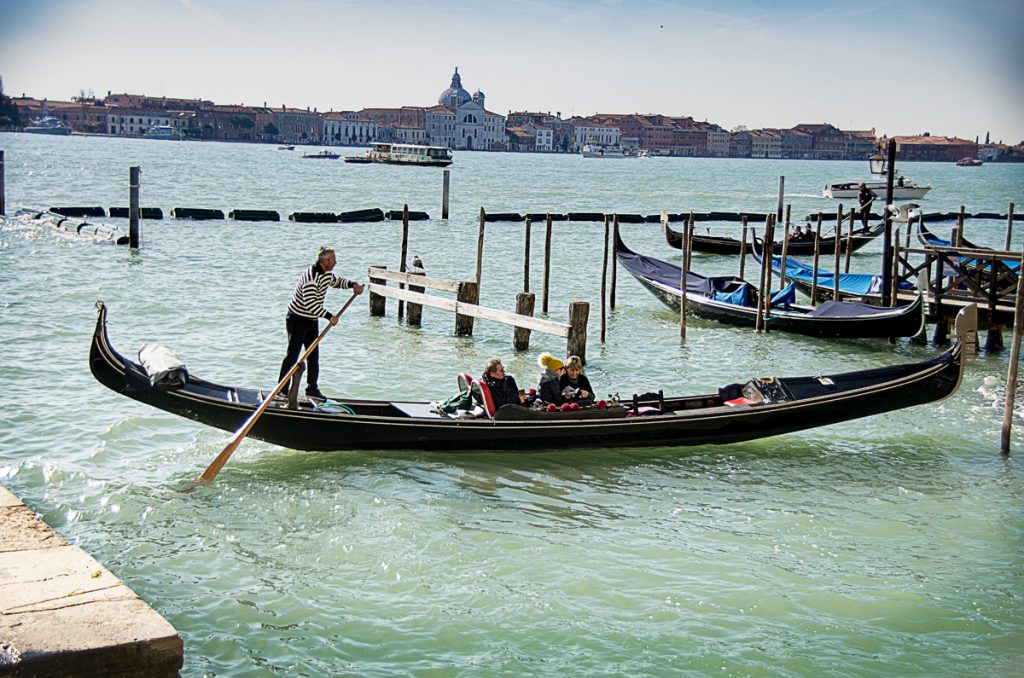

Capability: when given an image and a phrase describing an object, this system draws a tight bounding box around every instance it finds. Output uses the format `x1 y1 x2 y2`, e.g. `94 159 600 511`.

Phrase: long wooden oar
194 292 359 485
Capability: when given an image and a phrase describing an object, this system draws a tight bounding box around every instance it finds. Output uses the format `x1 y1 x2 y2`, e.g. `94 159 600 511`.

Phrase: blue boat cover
773 256 913 294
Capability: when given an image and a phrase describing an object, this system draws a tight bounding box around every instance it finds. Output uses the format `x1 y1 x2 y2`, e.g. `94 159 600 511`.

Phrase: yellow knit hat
537 352 564 371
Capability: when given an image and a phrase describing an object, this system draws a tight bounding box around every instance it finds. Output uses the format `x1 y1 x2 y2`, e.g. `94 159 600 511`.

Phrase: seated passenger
536 352 565 405
481 357 526 410
559 355 594 405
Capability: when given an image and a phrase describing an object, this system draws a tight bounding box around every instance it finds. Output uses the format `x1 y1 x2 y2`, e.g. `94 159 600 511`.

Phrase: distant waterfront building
322 111 377 146
571 117 622 150
781 128 814 159
882 134 979 162
750 129 783 158
426 68 505 150
273 106 323 144
702 123 730 157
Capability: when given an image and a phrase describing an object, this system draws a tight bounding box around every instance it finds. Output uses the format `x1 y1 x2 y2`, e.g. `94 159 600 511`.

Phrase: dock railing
367 266 588 360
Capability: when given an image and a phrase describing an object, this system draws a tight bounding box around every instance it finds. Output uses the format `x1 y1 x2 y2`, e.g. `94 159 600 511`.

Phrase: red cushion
470 379 496 417
457 373 473 393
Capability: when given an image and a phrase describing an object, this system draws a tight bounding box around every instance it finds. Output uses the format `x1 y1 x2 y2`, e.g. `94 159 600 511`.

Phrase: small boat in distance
345 142 452 167
956 157 983 167
143 125 181 141
277 144 295 150
581 143 629 159
302 149 340 159
24 116 71 135
823 179 931 201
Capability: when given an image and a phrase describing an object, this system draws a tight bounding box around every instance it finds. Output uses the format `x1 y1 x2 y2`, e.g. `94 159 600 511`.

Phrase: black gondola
90 301 964 453
615 233 924 338
664 220 885 256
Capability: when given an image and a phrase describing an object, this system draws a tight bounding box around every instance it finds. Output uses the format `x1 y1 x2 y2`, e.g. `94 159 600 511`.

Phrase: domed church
425 68 506 150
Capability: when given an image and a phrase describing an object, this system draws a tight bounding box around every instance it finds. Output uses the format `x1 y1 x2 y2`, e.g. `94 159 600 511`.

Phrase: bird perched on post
411 255 425 272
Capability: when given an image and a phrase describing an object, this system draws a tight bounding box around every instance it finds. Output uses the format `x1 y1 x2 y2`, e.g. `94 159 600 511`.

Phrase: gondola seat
457 373 473 393
470 379 497 418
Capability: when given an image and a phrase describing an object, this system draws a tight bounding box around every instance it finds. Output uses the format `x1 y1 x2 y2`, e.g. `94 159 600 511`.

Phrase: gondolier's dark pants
279 313 321 392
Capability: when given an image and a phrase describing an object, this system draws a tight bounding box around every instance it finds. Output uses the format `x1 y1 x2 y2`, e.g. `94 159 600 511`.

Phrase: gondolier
279 247 363 400
858 183 874 228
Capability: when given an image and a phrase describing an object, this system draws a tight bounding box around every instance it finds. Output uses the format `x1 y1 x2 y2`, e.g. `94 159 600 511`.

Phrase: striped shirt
287 264 355 320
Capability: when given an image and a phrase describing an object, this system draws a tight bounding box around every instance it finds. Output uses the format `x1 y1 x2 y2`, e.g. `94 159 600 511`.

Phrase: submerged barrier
289 212 338 223
108 207 164 219
171 207 225 220
49 206 106 218
16 209 129 245
228 209 280 221
385 210 429 221
338 208 385 223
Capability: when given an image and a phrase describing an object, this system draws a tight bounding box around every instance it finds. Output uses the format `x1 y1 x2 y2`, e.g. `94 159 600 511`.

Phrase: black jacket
482 374 520 410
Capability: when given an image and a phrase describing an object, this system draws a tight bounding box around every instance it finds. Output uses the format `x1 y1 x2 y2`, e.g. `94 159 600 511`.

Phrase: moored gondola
751 238 917 303
616 233 924 338
665 220 885 256
90 301 965 454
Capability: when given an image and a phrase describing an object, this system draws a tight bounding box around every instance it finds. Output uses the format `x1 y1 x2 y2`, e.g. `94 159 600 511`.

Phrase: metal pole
475 207 485 288
601 216 609 343
523 217 532 293
0 150 6 217
542 214 552 314
398 204 409 320
129 165 141 248
610 214 619 309
441 169 450 220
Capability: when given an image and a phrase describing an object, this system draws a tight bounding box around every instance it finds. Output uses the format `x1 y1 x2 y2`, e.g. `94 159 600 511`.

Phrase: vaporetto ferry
345 142 453 167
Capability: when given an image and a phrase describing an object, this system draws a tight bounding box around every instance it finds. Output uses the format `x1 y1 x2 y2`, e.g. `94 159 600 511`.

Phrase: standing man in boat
279 246 363 400
857 182 874 228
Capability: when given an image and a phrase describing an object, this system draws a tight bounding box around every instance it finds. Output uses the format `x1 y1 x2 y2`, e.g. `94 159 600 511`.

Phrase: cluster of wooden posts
366 205 591 361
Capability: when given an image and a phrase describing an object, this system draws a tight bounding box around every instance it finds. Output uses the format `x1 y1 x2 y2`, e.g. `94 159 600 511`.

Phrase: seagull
888 203 920 223
411 255 424 272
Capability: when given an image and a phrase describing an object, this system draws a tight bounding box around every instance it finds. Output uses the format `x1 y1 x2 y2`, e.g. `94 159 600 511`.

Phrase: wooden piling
755 215 771 332
601 216 609 343
932 251 948 345
369 266 388 316
811 213 823 305
398 204 409 320
880 139 897 307
844 208 855 273
0 150 5 217
739 216 748 279
455 281 479 336
954 205 965 247
680 212 692 340
890 227 901 306
1000 245 1024 454
514 292 536 350
610 214 619 310
833 204 842 300
763 215 776 331
567 301 589 363
407 271 425 326
1004 203 1015 251
475 207 486 288
779 209 791 288
129 166 141 248
542 214 552 314
523 217 532 292
441 169 450 219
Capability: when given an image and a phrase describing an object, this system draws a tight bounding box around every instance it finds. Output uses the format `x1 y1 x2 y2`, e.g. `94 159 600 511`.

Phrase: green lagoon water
1 132 1022 676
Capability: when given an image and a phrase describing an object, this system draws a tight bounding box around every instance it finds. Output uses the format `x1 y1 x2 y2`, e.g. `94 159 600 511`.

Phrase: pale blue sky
2 0 1022 143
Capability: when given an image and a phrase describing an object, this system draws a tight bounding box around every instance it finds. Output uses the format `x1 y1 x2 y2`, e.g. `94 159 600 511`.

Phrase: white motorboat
956 157 983 167
581 143 628 158
24 116 71 135
823 179 931 201
143 125 181 141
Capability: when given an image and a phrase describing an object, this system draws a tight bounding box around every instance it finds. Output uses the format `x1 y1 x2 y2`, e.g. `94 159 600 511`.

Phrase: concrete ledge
0 486 183 677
